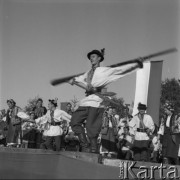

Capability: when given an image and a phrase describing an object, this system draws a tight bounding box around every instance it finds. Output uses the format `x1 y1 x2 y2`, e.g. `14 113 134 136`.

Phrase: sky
0 0 180 109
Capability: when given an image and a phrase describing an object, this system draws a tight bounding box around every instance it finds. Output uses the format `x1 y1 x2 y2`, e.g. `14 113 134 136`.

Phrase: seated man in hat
68 49 144 153
117 107 133 160
129 103 155 162
64 126 80 151
35 99 71 151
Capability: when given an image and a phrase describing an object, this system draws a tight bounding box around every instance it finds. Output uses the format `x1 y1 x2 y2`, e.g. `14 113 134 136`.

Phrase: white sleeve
118 118 124 127
22 122 28 130
74 72 88 86
146 115 155 132
91 61 142 88
61 111 71 122
17 112 30 119
128 117 137 135
35 112 50 125
158 124 164 135
53 110 71 122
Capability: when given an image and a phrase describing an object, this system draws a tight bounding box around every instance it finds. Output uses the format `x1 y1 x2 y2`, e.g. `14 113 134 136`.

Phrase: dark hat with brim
164 103 174 111
7 99 16 105
138 103 147 110
87 50 104 62
37 98 43 102
49 99 57 107
29 111 35 115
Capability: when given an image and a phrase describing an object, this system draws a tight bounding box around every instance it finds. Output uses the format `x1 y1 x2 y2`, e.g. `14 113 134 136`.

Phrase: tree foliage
160 78 180 117
103 96 127 117
24 96 40 114
70 96 79 111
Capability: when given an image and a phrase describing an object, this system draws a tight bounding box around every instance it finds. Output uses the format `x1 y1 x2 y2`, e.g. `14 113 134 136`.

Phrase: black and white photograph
0 0 180 179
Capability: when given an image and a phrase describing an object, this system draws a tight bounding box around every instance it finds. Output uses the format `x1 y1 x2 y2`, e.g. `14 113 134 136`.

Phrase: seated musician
117 126 133 160
64 126 79 151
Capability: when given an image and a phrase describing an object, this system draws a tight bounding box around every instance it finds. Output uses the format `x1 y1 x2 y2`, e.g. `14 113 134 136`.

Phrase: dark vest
164 114 180 144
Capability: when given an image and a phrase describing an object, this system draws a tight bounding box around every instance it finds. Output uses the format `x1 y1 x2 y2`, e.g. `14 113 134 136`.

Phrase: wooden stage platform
0 147 179 179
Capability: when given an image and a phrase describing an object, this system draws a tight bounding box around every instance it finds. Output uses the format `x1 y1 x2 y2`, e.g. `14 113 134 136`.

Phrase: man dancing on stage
68 48 144 153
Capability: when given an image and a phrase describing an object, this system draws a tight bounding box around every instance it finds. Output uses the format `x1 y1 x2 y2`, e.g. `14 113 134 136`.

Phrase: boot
163 157 169 164
151 151 158 162
78 133 90 153
90 138 98 153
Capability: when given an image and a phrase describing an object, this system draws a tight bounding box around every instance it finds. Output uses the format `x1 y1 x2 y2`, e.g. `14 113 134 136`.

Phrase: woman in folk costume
0 110 8 147
159 103 180 165
129 103 155 161
33 98 47 149
22 111 38 148
68 48 144 153
6 99 22 147
33 98 47 118
35 99 71 151
117 108 133 160
100 106 118 158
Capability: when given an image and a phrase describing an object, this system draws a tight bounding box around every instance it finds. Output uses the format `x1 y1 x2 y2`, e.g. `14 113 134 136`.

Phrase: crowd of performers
0 48 180 166
0 98 180 165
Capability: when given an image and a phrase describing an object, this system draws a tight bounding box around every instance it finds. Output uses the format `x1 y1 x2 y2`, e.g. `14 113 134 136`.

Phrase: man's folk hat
37 98 43 103
87 48 105 62
7 99 16 106
137 103 147 110
164 102 174 111
49 98 58 107
29 111 35 115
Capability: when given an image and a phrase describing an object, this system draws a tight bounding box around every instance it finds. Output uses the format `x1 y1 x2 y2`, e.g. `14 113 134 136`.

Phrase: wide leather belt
85 87 102 96
85 87 120 107
137 128 147 132
50 122 61 126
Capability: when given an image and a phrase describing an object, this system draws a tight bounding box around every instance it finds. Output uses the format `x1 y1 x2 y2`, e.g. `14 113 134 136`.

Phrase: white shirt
35 108 71 136
74 62 142 107
158 123 165 135
158 115 173 135
166 115 171 127
129 114 155 141
108 120 113 128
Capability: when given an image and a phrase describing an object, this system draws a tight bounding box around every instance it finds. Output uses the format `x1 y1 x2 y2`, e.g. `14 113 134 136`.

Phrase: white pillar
0 0 4 108
133 62 151 116
133 61 163 125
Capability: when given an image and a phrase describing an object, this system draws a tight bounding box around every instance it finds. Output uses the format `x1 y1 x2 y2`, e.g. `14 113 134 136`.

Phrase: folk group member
60 102 73 150
100 106 118 158
112 107 120 124
129 103 155 161
6 99 22 147
33 98 47 118
0 111 8 147
117 107 133 160
33 98 47 148
65 102 73 116
68 48 144 153
22 111 37 149
160 103 180 165
35 99 71 151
